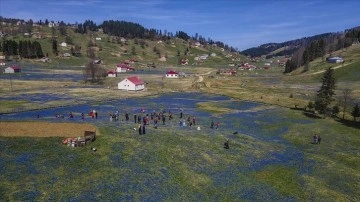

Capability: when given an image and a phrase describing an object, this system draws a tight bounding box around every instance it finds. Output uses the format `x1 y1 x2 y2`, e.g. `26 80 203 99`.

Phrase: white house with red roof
118 76 145 91
116 63 135 73
165 70 179 78
107 70 116 77
4 65 21 73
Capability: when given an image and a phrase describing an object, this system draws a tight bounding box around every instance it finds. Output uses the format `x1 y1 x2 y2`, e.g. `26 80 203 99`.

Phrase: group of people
312 134 322 144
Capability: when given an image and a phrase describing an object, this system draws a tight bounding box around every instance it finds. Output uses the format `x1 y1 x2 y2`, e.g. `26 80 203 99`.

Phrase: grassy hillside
1 25 245 70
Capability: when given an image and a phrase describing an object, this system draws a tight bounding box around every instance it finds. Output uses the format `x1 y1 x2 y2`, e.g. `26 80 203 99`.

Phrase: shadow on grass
335 118 360 129
290 107 305 111
302 112 322 119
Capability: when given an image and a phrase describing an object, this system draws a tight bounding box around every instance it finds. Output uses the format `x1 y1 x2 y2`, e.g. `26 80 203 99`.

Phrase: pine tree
315 67 336 115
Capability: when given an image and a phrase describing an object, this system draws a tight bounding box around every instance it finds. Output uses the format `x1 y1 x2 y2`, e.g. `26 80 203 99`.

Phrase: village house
0 54 5 66
328 56 344 63
181 59 189 65
60 42 67 47
118 76 145 91
107 70 116 77
48 22 56 27
116 63 134 73
165 70 179 78
40 57 49 63
194 42 201 47
95 37 101 41
238 63 256 71
4 65 21 73
63 53 71 57
93 59 102 64
199 54 208 60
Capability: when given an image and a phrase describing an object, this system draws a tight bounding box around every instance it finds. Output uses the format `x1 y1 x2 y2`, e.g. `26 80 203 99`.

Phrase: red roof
116 63 130 68
127 76 144 85
166 70 178 74
11 65 21 70
108 70 116 74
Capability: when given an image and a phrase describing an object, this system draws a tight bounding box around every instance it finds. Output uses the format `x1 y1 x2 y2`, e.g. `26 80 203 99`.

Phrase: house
118 76 145 91
181 59 189 65
194 42 201 47
165 70 179 78
107 70 116 77
199 54 208 60
60 42 67 47
116 63 134 73
93 59 102 64
0 54 5 66
63 53 71 57
4 65 21 73
95 37 101 41
210 53 217 57
328 56 344 63
48 22 56 27
40 57 49 63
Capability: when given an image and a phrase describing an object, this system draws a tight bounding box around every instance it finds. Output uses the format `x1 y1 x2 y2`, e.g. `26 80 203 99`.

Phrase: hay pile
0 122 97 137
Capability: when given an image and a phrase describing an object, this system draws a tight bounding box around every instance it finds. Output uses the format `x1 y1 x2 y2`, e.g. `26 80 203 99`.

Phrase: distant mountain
241 33 337 58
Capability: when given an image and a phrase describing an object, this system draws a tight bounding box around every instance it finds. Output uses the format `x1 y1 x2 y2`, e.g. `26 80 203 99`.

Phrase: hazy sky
1 0 359 50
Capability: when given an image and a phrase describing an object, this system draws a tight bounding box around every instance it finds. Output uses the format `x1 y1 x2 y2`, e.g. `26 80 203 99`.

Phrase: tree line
1 39 44 58
285 28 360 73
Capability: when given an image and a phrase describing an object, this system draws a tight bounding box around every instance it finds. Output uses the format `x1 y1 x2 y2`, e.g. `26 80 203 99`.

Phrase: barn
165 70 179 78
4 65 21 73
118 76 145 91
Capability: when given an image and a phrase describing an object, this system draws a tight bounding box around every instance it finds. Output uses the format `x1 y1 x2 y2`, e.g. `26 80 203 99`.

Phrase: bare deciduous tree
339 89 352 119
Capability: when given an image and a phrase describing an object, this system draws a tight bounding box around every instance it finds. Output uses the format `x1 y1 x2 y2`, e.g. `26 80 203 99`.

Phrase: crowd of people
49 107 231 149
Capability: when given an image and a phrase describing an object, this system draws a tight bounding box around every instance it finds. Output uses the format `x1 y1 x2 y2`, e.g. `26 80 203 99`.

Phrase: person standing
210 120 214 129
313 134 318 144
224 139 229 149
134 114 137 123
95 110 98 119
142 124 146 134
318 135 321 144
180 111 183 119
162 115 166 125
138 124 142 135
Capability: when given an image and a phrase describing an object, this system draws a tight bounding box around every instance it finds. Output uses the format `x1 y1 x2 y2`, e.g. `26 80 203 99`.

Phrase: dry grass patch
0 122 97 137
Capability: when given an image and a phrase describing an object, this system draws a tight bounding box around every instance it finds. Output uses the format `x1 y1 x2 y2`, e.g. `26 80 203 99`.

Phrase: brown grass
0 122 97 137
